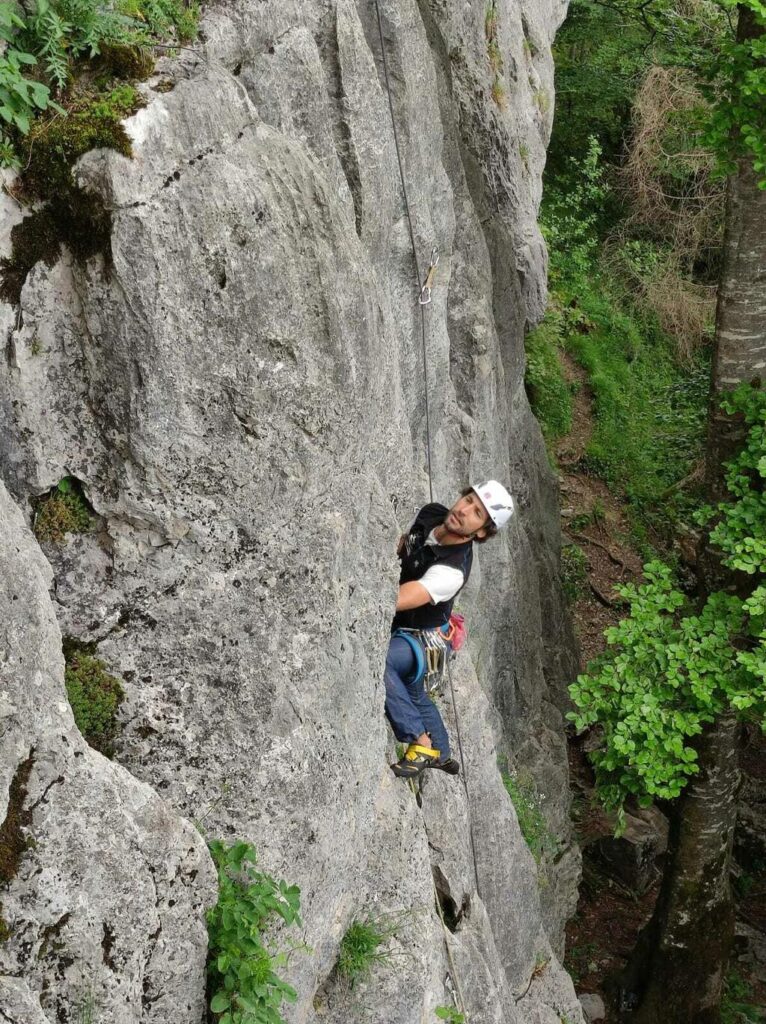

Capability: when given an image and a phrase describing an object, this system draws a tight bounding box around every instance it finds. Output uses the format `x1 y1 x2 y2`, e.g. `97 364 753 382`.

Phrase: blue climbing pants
384 634 450 759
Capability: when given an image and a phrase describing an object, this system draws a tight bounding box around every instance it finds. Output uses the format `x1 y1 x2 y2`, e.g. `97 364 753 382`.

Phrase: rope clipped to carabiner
419 246 440 306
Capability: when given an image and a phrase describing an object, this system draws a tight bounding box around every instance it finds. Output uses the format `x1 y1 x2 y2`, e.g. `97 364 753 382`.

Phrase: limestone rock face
0 483 215 1023
0 1 581 1021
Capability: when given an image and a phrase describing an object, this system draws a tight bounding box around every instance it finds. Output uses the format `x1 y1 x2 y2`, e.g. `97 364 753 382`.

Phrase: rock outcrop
0 1 581 1020
0 484 215 1023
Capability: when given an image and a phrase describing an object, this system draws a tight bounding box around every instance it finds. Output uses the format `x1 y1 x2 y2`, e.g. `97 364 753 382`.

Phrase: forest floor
555 350 766 1022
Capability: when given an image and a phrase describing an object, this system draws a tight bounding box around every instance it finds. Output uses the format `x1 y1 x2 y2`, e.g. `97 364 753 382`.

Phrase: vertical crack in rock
316 8 364 236
432 865 470 933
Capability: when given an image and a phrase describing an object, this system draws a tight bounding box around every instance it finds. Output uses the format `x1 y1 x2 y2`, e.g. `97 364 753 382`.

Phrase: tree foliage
569 385 766 829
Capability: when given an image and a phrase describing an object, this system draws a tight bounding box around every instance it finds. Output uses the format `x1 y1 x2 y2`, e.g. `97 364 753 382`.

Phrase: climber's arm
395 581 431 611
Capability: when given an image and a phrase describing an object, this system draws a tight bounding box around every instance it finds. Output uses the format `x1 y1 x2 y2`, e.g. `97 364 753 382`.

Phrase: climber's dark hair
460 487 498 544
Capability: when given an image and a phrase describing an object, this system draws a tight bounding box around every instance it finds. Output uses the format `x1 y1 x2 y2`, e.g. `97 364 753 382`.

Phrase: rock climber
387 481 514 778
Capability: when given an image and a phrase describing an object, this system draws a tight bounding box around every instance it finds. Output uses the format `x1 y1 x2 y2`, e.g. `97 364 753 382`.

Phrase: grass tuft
501 765 558 866
337 917 395 982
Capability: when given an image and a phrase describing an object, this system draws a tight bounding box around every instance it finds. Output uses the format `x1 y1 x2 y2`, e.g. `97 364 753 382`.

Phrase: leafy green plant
337 917 396 982
569 385 766 829
701 0 766 185
0 2 57 159
23 0 138 90
207 840 301 1024
64 641 124 757
33 477 93 543
541 136 609 281
120 0 199 43
435 1007 465 1023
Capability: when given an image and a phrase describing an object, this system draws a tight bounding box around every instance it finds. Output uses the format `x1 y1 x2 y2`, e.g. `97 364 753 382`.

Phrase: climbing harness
392 621 452 694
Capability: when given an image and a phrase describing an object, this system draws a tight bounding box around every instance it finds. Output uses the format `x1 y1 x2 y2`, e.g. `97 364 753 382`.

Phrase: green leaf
210 991 231 1013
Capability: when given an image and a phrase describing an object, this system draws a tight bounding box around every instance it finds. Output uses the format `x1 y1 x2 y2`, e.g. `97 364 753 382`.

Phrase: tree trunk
614 9 766 1021
706 6 766 496
615 715 740 1024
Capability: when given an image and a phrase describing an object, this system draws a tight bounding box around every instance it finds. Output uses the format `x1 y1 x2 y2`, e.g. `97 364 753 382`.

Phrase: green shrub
33 477 93 543
569 385 766 829
525 311 573 442
0 1 60 162
64 641 124 756
207 840 301 1024
561 544 588 603
22 0 138 90
541 136 609 281
337 918 392 982
501 766 558 864
119 0 199 43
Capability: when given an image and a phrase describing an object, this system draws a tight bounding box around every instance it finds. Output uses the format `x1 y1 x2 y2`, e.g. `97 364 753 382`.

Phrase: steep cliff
0 1 582 1021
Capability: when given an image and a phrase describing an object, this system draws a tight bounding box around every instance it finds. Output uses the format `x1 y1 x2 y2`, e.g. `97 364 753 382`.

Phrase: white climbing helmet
471 480 515 529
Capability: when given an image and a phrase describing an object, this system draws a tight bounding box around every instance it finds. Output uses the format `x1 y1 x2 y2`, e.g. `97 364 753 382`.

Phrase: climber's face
444 491 490 540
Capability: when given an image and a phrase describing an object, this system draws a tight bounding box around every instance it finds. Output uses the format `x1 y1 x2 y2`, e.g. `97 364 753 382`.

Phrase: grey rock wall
0 0 581 1021
0 483 215 1023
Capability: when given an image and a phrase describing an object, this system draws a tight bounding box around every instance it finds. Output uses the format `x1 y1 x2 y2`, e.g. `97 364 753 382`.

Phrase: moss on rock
33 478 93 545
0 85 144 302
0 754 34 886
64 641 125 757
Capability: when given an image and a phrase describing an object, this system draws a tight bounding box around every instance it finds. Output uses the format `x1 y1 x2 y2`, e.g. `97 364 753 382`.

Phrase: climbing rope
373 0 434 503
373 0 483 966
444 658 482 901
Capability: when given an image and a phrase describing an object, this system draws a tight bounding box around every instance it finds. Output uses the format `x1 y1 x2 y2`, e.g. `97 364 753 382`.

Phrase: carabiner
419 246 440 306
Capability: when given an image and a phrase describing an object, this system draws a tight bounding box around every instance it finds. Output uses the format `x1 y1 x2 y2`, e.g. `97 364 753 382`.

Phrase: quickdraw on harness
393 613 466 694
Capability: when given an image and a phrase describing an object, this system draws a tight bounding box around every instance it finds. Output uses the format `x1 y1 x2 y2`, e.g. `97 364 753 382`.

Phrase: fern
23 0 70 90
56 0 140 56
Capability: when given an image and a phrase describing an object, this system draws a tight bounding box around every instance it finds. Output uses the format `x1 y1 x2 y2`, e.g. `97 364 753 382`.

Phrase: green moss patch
1 83 143 303
95 44 155 83
0 210 61 305
33 478 94 545
0 754 35 886
64 640 124 757
20 84 140 201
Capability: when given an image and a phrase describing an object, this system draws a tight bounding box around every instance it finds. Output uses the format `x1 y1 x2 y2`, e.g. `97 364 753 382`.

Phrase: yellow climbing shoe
391 743 440 779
